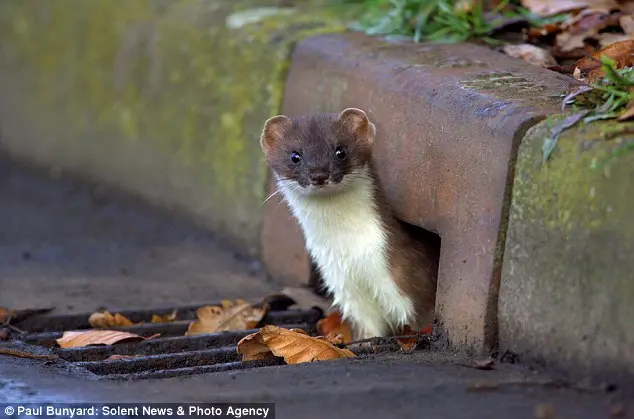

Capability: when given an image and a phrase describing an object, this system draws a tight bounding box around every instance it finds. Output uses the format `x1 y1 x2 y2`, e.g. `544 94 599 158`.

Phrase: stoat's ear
260 115 291 153
337 108 376 145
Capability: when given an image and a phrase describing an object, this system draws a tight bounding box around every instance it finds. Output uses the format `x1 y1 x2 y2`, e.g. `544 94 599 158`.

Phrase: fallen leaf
0 307 55 325
236 331 276 361
561 83 595 109
619 14 634 35
575 39 634 82
0 308 10 324
521 0 619 16
185 299 267 336
554 9 623 54
151 310 178 323
502 44 558 67
395 325 419 352
105 354 143 361
420 325 434 335
597 33 632 48
542 110 590 162
0 348 58 361
259 325 356 364
316 311 353 344
55 330 160 348
88 311 136 328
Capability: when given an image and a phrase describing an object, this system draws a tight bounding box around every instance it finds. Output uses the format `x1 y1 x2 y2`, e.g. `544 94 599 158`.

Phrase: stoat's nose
309 172 329 185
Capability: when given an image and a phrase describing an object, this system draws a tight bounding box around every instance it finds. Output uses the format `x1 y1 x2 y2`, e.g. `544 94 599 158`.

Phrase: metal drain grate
6 303 333 380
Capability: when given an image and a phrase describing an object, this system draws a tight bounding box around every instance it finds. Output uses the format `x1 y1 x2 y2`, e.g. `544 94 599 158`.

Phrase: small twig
1 315 26 334
0 348 59 361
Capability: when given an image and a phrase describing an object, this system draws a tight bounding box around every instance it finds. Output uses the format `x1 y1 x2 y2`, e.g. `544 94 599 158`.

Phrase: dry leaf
316 311 353 344
88 311 136 328
0 307 10 324
236 331 276 361
242 325 356 364
185 299 267 336
151 310 178 323
521 0 619 16
554 9 623 54
502 44 558 67
396 325 419 352
575 39 634 82
620 14 634 35
0 307 55 324
55 330 160 348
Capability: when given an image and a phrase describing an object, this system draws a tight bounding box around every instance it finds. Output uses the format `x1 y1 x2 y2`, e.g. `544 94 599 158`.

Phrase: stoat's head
259 108 376 197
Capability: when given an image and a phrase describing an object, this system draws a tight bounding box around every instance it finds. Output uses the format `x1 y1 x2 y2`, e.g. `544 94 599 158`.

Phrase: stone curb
262 32 574 353
499 117 634 383
0 0 345 258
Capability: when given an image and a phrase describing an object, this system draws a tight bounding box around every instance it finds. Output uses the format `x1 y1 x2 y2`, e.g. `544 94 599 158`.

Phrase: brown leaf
620 14 634 35
575 39 634 82
185 299 267 336
236 331 276 361
316 310 353 344
521 0 619 16
88 311 136 328
502 44 558 67
55 330 160 348
259 325 356 364
151 310 178 323
395 325 419 352
0 307 55 324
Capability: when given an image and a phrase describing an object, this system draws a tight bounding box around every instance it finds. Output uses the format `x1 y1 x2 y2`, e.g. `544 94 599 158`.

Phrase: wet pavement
0 153 276 313
0 153 632 419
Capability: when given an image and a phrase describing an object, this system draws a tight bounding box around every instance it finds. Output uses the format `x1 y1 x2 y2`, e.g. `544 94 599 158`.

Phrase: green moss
0 0 347 254
511 117 634 237
500 117 634 376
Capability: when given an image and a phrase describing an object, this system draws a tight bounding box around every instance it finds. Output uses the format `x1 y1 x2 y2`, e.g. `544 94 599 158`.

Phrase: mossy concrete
0 0 346 256
499 116 634 382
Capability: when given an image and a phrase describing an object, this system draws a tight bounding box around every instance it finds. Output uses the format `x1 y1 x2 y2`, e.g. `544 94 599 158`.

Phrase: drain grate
5 302 402 380
5 303 329 380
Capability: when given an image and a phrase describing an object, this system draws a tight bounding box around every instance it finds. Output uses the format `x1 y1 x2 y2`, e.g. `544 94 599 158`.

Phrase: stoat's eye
335 146 347 160
290 151 301 164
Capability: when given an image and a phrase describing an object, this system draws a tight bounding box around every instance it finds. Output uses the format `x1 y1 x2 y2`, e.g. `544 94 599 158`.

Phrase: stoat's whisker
260 188 282 207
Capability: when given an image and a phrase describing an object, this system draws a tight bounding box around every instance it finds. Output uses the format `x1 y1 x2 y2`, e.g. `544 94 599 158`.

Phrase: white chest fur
278 168 415 338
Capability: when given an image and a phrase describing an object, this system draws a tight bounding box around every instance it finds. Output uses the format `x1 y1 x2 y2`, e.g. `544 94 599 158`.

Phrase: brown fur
261 108 439 334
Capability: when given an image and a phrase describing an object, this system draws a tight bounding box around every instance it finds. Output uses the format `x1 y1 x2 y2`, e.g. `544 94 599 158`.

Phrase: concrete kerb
499 117 634 385
0 0 347 258
262 32 573 353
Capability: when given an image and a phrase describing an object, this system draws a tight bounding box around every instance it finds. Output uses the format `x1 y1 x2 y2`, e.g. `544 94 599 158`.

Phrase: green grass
325 0 548 44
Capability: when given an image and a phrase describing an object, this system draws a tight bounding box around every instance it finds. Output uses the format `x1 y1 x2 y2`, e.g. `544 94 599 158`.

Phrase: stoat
260 108 438 339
